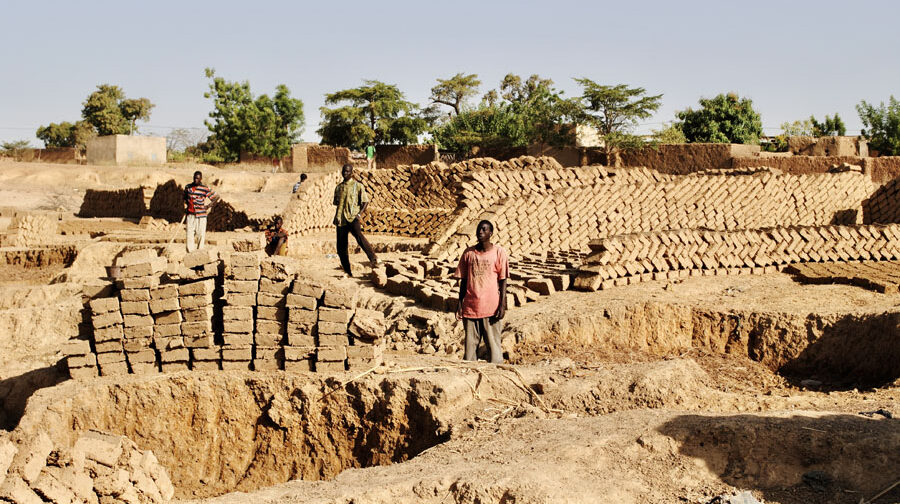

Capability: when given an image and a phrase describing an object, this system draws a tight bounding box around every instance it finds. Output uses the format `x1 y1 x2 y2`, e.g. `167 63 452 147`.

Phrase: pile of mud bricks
64 249 385 378
574 223 900 290
285 157 879 262
0 430 174 504
283 156 569 240
431 170 877 261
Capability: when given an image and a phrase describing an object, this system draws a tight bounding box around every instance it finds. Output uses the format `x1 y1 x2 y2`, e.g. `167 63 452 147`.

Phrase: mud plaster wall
618 144 760 175
17 147 81 164
293 144 352 174
374 145 438 170
428 169 877 260
731 156 900 184
86 135 166 165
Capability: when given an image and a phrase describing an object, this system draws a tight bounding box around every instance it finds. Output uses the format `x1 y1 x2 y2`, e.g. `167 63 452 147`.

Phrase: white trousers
186 214 207 252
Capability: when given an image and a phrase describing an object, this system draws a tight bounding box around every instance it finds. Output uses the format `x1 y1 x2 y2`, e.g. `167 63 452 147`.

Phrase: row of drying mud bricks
574 223 900 291
65 249 384 378
0 430 173 504
375 253 577 313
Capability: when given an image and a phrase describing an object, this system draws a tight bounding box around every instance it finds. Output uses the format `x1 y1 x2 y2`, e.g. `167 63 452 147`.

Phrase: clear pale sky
2 0 898 146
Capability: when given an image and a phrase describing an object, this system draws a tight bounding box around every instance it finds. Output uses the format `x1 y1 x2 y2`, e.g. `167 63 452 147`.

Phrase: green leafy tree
430 73 481 116
430 73 578 153
203 68 305 162
36 122 77 148
780 119 814 137
120 98 154 135
857 97 900 155
499 74 578 149
575 78 663 164
651 123 687 144
81 84 154 136
430 104 526 153
35 120 96 149
810 113 846 137
1 140 31 158
318 80 426 150
676 93 763 144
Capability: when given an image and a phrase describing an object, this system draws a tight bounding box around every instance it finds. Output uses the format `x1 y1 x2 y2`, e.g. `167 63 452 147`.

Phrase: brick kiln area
0 157 899 504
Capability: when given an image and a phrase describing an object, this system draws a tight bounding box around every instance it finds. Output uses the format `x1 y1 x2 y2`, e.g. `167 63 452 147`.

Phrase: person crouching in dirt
292 173 308 193
454 220 509 363
333 163 379 276
183 170 220 252
265 216 288 256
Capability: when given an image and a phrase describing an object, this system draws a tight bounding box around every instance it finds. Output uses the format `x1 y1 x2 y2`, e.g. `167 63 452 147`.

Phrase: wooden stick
862 479 900 504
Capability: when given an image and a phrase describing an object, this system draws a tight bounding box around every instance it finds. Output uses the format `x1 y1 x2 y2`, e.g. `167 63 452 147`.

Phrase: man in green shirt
366 144 376 170
333 163 379 276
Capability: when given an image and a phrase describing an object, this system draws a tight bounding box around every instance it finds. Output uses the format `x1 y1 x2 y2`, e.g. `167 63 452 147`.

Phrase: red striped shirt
184 184 217 217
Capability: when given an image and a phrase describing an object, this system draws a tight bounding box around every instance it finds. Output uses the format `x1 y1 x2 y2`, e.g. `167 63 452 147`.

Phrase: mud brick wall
619 143 760 174
63 249 385 378
427 170 877 262
146 179 250 231
574 224 900 291
282 156 659 242
78 187 146 218
374 144 438 170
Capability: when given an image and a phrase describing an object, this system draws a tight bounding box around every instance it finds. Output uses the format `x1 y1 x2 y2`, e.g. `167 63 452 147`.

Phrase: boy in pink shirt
454 220 509 363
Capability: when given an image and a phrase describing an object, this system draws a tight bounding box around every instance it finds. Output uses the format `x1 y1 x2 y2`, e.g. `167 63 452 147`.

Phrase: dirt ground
0 160 899 504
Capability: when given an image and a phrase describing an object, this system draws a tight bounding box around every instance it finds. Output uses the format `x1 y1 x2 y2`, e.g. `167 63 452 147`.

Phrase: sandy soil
1 161 899 504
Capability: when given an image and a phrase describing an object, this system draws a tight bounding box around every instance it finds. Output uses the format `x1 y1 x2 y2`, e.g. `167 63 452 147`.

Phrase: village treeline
12 71 900 162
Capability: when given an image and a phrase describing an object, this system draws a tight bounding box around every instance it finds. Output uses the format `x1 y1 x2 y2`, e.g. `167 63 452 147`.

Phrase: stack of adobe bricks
282 173 341 238
450 155 564 172
116 250 165 375
428 170 877 262
78 187 146 218
285 280 385 372
281 156 579 240
862 177 900 224
254 258 294 370
65 251 386 377
574 223 900 291
2 212 60 247
222 252 259 370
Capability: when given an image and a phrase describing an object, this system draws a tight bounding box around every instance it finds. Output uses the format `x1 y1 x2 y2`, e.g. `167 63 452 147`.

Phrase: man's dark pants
336 218 377 275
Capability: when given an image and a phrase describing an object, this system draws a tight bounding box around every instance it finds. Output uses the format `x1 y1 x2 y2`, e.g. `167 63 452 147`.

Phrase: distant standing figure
333 163 379 276
183 170 220 252
454 220 508 363
265 216 288 256
292 173 308 193
366 144 376 170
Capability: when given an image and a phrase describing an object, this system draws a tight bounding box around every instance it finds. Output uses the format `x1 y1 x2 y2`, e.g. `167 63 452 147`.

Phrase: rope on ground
860 478 900 504
316 364 381 402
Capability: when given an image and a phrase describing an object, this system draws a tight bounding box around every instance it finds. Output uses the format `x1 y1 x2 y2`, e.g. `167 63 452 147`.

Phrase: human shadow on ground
658 412 900 504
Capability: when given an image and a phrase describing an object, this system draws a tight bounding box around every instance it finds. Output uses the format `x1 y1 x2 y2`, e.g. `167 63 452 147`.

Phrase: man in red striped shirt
183 171 220 252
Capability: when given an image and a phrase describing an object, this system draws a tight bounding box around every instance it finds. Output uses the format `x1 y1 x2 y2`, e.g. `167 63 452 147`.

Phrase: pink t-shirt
454 245 509 319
